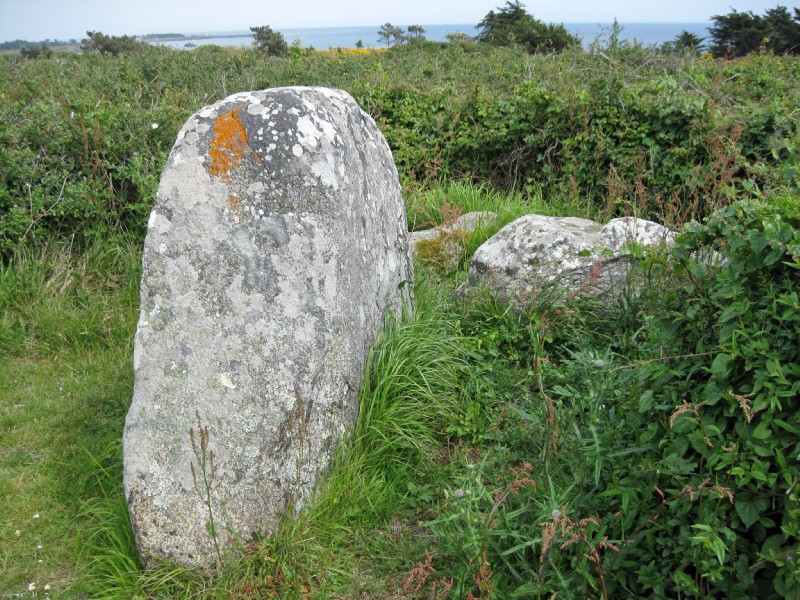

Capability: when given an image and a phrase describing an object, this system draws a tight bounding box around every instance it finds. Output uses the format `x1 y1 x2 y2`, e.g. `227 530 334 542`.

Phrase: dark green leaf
735 500 760 528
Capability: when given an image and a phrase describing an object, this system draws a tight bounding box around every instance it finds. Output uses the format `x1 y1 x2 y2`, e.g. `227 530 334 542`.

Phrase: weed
189 410 223 566
288 385 312 510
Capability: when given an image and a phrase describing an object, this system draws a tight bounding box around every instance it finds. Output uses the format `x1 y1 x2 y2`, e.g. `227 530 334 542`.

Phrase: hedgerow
1 44 798 257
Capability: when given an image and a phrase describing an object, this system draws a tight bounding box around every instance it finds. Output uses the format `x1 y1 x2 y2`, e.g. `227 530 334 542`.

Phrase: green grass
0 241 140 597
406 180 602 234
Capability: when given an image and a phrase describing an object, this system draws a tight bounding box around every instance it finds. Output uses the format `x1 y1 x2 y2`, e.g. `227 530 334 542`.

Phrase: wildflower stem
190 410 222 566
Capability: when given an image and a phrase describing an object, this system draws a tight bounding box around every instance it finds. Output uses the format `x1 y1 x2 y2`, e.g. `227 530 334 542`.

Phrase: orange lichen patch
209 106 248 179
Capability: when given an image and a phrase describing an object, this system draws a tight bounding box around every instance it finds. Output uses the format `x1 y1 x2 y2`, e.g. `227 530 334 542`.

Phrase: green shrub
629 194 800 597
411 191 799 599
250 25 289 57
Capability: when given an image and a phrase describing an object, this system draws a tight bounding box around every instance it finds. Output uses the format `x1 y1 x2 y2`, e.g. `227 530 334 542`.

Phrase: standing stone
123 87 412 568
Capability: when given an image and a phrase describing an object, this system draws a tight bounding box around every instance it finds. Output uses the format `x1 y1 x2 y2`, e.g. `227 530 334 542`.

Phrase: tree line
461 1 800 57
375 24 427 47
7 2 800 58
0 37 77 50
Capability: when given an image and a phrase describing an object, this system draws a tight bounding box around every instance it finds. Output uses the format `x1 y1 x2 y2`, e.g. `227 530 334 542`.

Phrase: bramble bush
630 195 800 597
377 50 798 224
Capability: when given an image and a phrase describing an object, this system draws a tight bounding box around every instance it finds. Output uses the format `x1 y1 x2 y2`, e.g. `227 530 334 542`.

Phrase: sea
150 23 712 50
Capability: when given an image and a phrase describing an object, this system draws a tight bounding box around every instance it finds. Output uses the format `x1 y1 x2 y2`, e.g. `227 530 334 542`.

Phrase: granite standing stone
123 87 412 568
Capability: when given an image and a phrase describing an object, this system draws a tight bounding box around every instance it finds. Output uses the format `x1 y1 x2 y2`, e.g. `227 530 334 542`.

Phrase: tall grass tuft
406 180 572 233
75 444 142 597
0 239 140 356
313 277 468 527
354 315 462 474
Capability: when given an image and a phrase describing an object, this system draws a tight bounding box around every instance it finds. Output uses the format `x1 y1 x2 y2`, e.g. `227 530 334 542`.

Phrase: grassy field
0 243 139 596
1 41 799 598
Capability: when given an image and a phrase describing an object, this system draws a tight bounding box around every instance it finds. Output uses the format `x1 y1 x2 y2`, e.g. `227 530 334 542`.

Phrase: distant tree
20 44 53 59
708 5 800 57
762 5 800 52
406 25 427 44
662 30 706 54
675 30 705 52
476 0 579 53
377 22 405 47
378 23 393 46
81 31 146 55
355 39 364 48
446 31 474 43
250 25 289 56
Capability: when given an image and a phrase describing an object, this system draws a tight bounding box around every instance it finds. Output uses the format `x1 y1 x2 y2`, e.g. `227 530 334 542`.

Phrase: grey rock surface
408 211 497 260
457 215 675 304
123 87 412 568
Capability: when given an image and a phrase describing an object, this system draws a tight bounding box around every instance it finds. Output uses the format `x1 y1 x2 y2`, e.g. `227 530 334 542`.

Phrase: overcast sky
1 0 790 41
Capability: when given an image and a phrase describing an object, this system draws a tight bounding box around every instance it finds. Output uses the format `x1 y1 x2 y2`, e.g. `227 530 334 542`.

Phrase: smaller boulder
456 215 676 304
409 211 497 271
409 211 497 256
